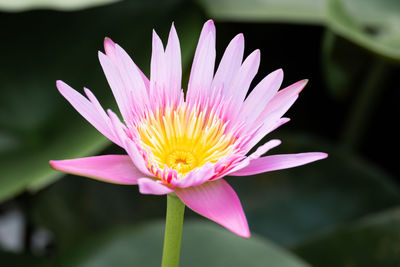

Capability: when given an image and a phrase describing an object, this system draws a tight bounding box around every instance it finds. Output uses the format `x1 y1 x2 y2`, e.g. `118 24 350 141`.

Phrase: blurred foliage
326 0 400 61
0 0 399 266
198 0 400 61
0 251 43 267
0 0 120 12
196 0 327 24
54 221 310 267
294 207 400 266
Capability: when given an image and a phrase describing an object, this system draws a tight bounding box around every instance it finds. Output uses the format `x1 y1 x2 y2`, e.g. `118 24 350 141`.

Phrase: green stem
161 193 185 267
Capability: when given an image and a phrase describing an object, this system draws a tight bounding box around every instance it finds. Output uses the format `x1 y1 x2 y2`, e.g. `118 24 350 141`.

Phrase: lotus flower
50 20 327 238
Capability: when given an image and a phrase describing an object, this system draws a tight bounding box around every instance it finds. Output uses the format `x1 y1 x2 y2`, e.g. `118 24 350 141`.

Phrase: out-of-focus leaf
293 207 400 266
31 176 164 252
197 0 327 24
327 0 400 61
0 251 44 267
0 1 203 203
56 220 310 267
229 133 400 246
0 0 119 12
321 30 373 99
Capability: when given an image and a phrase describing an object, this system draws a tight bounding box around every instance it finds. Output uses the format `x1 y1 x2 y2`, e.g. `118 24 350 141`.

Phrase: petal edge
175 179 250 238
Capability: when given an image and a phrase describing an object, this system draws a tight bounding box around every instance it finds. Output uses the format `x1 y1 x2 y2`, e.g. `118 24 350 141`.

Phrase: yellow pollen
136 104 237 176
167 151 196 174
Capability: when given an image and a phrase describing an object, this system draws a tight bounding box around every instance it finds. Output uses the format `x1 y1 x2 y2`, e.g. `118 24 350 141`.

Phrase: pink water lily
50 20 327 238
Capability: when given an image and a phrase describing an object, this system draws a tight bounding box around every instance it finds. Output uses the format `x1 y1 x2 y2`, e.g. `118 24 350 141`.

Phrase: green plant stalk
161 193 185 267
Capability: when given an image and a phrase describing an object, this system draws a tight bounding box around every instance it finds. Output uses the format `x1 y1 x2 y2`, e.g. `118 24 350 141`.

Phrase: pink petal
228 49 260 112
107 110 153 177
187 20 216 102
240 69 283 126
114 44 149 111
138 178 174 195
150 30 167 90
98 51 132 122
49 155 144 184
243 95 298 153
104 37 150 90
165 23 182 93
259 79 308 120
99 43 149 122
56 80 121 146
212 33 244 92
170 163 215 188
248 139 281 159
175 179 250 238
230 152 328 176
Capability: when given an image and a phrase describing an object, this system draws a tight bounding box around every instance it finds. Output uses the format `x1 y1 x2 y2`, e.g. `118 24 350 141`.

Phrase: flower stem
161 193 185 267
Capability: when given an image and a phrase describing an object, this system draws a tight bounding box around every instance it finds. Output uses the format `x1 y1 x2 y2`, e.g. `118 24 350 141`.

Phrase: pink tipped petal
188 21 216 101
114 44 149 108
150 30 167 89
240 69 283 125
228 49 260 109
104 37 150 90
248 139 281 159
99 44 149 123
175 179 250 238
56 81 120 146
212 33 244 91
244 96 298 152
104 37 118 63
49 155 144 184
270 117 290 132
260 79 308 118
98 51 132 121
230 152 328 176
83 87 115 134
138 178 174 195
165 23 182 93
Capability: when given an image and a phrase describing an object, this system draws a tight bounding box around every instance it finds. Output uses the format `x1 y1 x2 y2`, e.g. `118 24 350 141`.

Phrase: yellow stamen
136 104 236 176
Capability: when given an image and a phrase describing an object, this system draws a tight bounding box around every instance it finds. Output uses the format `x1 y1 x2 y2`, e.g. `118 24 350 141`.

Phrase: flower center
167 151 196 174
135 103 237 178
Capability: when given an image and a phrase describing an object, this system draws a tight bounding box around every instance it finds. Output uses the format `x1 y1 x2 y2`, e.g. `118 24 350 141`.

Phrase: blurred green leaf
56 220 310 267
0 0 120 12
229 134 400 246
0 1 203 203
31 176 164 252
0 251 44 267
197 0 327 24
293 207 400 266
321 30 373 99
327 0 400 61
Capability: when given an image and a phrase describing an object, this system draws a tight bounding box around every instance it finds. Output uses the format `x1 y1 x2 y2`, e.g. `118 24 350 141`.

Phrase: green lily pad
0 1 203 203
293 207 400 266
327 0 400 61
0 0 119 12
197 0 327 24
229 133 400 246
56 220 310 267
